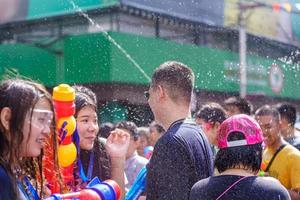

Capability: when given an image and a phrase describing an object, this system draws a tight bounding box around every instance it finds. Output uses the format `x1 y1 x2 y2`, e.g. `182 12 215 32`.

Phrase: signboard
121 0 224 26
0 0 118 25
121 0 300 47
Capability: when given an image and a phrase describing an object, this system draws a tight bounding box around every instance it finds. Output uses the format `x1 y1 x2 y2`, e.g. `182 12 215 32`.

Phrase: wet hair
214 132 262 173
255 105 280 123
72 85 97 117
224 96 253 115
99 122 114 139
276 103 296 126
196 102 226 124
115 121 138 141
150 121 165 135
0 78 54 198
151 61 194 103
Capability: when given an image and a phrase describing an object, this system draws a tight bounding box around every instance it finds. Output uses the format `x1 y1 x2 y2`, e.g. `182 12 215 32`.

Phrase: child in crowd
115 121 148 189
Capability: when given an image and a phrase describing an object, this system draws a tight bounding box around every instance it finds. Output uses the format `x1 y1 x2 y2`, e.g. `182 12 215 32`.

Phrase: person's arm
105 128 130 200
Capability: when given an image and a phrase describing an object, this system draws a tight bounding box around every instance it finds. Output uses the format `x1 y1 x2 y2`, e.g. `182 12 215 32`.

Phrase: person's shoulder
283 144 300 157
191 176 212 189
175 119 202 136
180 119 199 130
255 176 281 185
253 177 290 196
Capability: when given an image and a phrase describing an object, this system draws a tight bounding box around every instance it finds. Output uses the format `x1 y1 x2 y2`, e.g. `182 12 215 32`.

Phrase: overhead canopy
0 31 299 99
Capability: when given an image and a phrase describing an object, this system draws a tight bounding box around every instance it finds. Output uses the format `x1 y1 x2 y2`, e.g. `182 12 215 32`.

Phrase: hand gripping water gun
46 177 121 200
53 84 77 183
125 166 147 200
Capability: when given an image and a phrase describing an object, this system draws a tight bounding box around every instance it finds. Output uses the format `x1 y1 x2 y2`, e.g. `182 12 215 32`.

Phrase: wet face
76 106 99 150
21 98 53 157
255 114 281 149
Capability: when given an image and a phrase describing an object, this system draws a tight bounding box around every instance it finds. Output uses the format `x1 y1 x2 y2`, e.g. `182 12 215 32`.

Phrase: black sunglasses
144 91 150 100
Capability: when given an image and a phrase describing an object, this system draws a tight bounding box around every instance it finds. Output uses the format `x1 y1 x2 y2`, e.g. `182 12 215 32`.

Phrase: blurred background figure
255 105 300 200
195 102 227 156
276 103 300 150
143 146 154 160
115 121 148 190
136 127 151 157
99 122 114 139
224 96 253 117
148 121 165 147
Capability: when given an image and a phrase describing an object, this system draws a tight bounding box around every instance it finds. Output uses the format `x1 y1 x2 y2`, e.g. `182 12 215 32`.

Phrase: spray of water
278 50 300 68
68 0 151 82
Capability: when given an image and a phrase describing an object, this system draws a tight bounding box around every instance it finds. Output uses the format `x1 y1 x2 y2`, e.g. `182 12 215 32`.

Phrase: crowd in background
0 61 300 200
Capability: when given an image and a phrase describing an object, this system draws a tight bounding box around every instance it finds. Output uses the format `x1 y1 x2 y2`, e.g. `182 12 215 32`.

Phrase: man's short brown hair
152 61 194 103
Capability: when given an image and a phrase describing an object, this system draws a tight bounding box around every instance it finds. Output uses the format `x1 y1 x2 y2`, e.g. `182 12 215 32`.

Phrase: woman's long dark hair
0 78 57 198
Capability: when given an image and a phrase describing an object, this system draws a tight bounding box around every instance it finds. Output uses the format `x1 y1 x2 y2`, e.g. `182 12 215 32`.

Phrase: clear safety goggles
28 109 54 130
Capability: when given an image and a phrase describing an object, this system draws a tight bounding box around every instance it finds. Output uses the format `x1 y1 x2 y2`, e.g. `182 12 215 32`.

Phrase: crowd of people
0 61 300 200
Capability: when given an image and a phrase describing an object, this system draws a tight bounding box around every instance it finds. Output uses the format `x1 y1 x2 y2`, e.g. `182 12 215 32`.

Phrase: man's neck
162 106 190 130
219 168 255 177
268 137 285 152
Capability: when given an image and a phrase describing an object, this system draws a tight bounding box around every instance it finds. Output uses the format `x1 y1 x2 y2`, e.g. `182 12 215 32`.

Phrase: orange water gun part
53 84 77 189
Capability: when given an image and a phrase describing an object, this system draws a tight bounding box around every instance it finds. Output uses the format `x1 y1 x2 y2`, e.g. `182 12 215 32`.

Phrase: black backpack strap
265 144 287 172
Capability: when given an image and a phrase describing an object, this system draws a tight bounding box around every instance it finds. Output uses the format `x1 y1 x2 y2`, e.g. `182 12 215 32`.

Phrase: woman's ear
0 107 11 131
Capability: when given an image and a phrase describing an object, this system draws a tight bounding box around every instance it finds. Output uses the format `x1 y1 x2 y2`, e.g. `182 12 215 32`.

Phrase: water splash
68 0 151 82
278 50 300 69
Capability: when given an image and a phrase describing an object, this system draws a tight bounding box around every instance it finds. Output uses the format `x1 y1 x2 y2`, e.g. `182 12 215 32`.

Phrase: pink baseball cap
217 114 263 149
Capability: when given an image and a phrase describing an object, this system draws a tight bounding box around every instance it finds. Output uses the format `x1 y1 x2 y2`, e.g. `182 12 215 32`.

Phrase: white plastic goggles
28 109 54 130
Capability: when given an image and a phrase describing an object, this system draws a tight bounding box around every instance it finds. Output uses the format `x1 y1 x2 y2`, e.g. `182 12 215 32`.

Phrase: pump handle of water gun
125 166 147 200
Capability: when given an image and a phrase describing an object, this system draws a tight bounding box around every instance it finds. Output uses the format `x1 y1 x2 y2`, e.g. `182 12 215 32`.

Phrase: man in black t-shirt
190 114 290 200
145 61 213 200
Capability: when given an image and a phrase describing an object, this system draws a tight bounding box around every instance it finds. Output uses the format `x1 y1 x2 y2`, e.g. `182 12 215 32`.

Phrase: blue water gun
125 166 147 200
46 177 121 200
